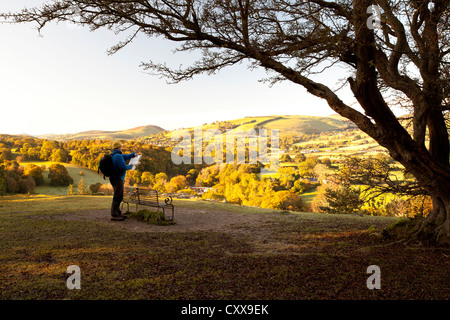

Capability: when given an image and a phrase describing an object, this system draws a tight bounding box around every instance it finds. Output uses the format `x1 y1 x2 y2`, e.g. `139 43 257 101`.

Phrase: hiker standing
110 141 138 221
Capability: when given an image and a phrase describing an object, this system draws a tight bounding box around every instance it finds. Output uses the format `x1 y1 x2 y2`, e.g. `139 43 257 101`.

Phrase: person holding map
110 141 139 221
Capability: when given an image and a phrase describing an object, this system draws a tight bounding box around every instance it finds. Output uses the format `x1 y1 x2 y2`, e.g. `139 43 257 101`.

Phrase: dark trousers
110 177 124 216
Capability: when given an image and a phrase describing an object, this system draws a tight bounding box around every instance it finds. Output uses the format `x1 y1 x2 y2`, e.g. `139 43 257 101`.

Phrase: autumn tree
185 168 198 186
0 148 13 162
271 190 306 211
20 143 40 161
297 157 320 177
23 164 45 186
77 178 89 195
141 171 155 186
155 172 168 184
153 172 168 193
50 148 69 163
68 184 75 195
166 175 188 193
2 0 450 244
40 140 59 160
0 165 6 196
48 163 74 186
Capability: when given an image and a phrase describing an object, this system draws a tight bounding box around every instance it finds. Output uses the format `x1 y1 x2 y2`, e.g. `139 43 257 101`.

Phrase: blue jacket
111 149 136 180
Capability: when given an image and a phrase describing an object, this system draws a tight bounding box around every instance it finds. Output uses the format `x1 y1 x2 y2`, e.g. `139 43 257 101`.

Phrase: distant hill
38 125 166 141
34 115 356 143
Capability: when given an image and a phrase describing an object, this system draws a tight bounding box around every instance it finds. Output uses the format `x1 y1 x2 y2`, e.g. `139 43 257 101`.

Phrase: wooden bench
121 187 174 221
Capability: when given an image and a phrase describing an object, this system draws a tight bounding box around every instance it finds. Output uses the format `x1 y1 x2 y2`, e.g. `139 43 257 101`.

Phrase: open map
128 154 142 170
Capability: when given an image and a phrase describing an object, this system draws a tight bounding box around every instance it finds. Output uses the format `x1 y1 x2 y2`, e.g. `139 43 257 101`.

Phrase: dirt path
56 207 278 237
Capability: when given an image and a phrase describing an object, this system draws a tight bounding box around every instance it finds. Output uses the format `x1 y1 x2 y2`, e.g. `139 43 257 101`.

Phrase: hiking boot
111 215 127 221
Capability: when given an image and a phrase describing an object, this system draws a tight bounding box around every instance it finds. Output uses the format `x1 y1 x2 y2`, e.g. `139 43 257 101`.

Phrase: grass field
0 194 448 300
20 161 109 195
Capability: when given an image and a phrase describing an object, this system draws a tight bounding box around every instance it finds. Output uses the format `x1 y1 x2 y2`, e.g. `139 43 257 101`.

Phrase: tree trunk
411 110 450 246
414 194 450 245
380 134 450 245
350 0 450 246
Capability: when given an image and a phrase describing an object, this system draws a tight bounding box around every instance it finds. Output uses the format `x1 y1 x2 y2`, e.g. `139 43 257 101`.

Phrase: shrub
320 184 363 214
97 184 113 195
177 188 197 195
48 164 74 186
18 176 36 194
89 182 102 194
153 183 166 193
77 179 89 195
129 209 174 225
5 176 18 193
382 217 418 240
201 190 225 201
270 190 306 211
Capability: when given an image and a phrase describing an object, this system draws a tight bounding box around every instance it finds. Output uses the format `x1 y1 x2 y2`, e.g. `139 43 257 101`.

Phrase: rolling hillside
250 115 356 136
164 115 356 138
139 114 360 148
38 125 166 141
32 115 356 144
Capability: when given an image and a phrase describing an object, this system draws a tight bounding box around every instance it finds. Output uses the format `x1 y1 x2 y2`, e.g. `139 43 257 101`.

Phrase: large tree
2 0 449 244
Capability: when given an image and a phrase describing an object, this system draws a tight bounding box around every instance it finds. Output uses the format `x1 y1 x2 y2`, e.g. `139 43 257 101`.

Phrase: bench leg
161 206 174 221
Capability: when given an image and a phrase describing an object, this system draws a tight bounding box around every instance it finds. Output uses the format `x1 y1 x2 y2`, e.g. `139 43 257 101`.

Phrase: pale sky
0 1 357 136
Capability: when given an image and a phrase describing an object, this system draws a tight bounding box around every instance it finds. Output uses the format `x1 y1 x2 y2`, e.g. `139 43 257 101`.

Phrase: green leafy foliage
129 209 175 225
320 184 364 214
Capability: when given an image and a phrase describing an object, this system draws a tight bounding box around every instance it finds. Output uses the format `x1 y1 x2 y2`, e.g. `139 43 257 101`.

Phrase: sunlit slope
169 115 354 137
254 115 353 135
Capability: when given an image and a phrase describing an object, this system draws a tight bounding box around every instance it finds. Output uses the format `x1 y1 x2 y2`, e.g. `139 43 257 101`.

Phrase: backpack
98 154 115 179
